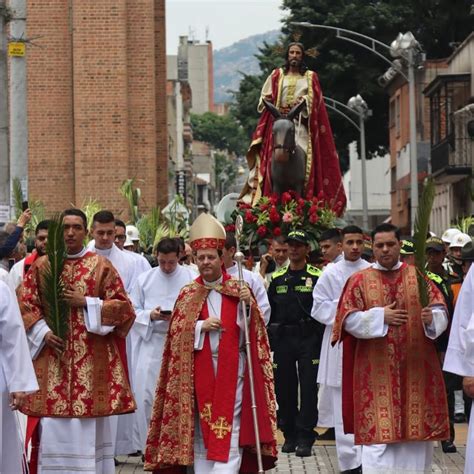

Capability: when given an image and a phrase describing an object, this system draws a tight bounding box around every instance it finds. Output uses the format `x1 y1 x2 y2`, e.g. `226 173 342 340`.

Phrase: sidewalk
116 424 468 473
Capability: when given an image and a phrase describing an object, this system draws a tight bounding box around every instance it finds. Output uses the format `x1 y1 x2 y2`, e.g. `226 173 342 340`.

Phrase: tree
191 112 247 156
232 0 473 172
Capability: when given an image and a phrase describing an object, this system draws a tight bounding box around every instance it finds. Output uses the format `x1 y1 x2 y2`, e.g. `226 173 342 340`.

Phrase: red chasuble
332 263 450 445
144 275 277 473
243 67 346 213
19 252 136 417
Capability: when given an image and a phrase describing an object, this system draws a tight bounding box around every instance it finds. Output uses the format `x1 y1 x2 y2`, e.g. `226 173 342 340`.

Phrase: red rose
239 202 251 210
281 192 292 204
257 225 268 237
245 210 256 223
298 198 305 207
309 213 319 224
260 203 269 211
225 224 236 232
273 226 282 236
269 194 278 204
295 206 303 216
309 205 318 215
269 208 280 224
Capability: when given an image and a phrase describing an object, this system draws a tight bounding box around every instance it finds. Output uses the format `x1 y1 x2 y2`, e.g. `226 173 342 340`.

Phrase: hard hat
126 225 140 242
449 232 471 248
124 236 134 247
441 228 461 244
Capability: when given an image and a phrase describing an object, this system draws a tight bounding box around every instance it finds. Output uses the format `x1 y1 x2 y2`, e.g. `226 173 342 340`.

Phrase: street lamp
291 22 423 230
389 32 423 230
347 94 371 231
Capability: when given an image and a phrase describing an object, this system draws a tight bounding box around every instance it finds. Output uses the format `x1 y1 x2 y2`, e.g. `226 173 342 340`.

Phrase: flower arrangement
228 191 339 250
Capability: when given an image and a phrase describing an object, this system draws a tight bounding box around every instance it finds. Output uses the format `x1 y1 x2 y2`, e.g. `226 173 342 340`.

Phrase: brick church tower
25 0 168 215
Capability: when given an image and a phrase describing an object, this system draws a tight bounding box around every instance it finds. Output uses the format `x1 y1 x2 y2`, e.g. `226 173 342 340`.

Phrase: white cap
126 225 140 242
124 236 134 247
441 228 461 244
449 232 471 248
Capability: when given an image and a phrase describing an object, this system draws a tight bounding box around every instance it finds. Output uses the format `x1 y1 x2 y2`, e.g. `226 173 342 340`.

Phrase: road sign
8 42 26 57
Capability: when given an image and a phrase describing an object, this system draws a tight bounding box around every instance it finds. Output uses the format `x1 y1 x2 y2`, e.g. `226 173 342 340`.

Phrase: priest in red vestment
19 208 136 474
332 223 449 474
240 42 346 213
144 213 277 473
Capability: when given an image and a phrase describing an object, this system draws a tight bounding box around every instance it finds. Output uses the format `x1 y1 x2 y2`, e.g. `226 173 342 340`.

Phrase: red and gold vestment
19 252 136 418
332 263 449 445
144 276 277 473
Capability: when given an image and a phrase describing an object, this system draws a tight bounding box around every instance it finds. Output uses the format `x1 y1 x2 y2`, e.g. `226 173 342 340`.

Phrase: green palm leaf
413 179 435 308
41 216 69 340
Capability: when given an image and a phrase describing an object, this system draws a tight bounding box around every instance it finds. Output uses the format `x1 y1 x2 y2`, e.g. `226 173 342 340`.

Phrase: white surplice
343 261 448 474
226 262 271 325
444 265 474 474
87 241 139 455
311 257 370 471
0 281 39 474
130 264 197 451
6 257 25 292
191 277 246 474
26 248 119 474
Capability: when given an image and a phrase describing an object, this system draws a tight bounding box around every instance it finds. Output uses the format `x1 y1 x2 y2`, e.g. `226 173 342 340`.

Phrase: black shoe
341 466 362 474
442 440 457 453
318 427 336 440
454 413 466 423
282 439 297 453
295 444 313 457
128 450 142 457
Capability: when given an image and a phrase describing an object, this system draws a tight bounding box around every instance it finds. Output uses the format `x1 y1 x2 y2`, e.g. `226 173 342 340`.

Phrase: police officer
267 230 323 457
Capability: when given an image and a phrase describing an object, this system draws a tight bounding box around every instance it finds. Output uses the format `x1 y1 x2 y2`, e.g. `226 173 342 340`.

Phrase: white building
343 142 391 230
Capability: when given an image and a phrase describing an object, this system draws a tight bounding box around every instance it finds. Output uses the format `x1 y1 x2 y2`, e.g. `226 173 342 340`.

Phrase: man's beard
290 59 301 68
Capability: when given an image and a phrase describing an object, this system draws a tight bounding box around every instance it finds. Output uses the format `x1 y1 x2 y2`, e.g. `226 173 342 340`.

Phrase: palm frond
119 178 142 224
12 177 24 220
41 215 69 340
413 179 435 308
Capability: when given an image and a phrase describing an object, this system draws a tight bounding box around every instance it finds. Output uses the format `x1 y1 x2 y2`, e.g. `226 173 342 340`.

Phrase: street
116 425 469 473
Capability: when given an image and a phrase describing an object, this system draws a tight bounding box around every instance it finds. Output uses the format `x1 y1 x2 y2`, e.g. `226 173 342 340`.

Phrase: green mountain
213 30 280 104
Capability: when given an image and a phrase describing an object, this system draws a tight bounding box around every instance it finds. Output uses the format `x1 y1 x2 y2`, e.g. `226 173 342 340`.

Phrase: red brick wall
154 0 168 208
26 0 168 217
27 0 75 210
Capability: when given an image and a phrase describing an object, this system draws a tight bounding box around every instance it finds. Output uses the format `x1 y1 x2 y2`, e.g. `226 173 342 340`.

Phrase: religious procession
1 1 473 474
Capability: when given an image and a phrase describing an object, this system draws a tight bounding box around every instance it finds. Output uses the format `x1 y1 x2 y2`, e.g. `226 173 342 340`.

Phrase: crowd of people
0 208 473 474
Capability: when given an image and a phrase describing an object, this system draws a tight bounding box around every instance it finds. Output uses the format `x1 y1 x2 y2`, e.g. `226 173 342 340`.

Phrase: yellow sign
8 42 26 57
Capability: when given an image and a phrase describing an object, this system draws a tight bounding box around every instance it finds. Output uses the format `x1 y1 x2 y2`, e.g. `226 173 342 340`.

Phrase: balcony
424 73 472 183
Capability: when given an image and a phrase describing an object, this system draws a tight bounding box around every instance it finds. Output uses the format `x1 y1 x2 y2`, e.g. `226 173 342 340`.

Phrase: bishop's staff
234 214 264 473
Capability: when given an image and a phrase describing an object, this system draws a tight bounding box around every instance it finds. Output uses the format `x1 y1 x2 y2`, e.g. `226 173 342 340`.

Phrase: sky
166 0 286 54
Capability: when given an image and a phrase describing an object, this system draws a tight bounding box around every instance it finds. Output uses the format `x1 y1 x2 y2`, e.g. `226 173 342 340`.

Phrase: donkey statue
262 98 307 197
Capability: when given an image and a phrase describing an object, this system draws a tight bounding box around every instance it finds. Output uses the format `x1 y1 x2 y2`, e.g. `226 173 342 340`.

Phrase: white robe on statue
226 262 271 325
344 261 448 474
311 257 370 471
191 277 246 474
87 241 138 455
26 247 119 474
0 281 38 474
130 264 197 451
444 265 474 474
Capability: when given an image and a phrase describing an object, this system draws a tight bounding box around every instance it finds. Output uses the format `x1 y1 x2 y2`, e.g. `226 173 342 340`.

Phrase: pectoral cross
210 416 232 439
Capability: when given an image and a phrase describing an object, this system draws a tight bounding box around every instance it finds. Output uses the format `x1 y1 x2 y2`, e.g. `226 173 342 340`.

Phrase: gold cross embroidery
210 416 232 439
200 403 212 423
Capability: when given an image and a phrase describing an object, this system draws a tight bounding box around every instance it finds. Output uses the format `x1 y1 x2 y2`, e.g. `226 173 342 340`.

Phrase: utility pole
0 1 10 219
9 0 28 205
